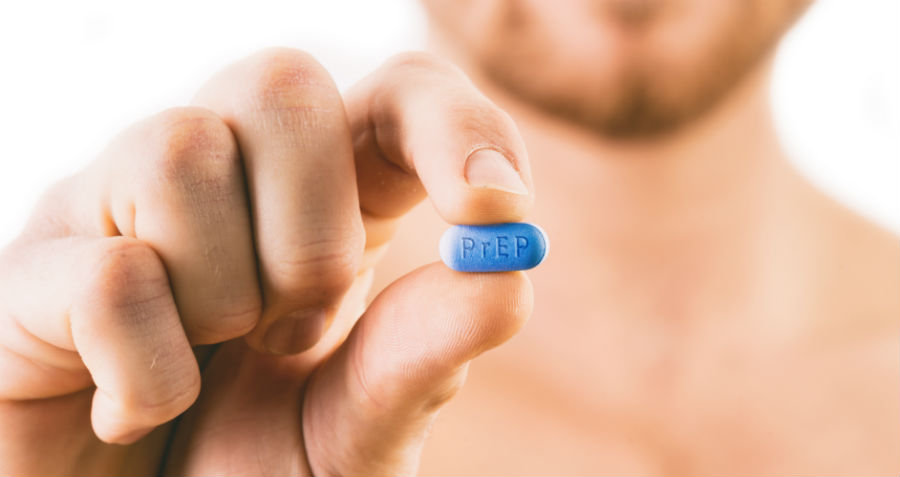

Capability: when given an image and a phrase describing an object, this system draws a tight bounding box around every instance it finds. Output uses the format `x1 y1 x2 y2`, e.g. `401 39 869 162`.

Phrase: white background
0 0 897 247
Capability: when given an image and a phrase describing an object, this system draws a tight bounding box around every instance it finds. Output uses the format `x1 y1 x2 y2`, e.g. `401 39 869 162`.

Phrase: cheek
637 0 752 105
425 0 504 48
643 0 737 69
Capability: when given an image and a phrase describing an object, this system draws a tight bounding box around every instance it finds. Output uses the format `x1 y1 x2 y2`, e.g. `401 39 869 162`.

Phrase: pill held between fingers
439 223 548 272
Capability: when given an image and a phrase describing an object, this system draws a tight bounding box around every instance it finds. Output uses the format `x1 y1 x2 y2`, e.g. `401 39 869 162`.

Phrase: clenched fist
0 49 534 475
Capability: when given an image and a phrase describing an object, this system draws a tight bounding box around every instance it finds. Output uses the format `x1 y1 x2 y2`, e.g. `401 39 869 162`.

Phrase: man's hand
0 49 534 475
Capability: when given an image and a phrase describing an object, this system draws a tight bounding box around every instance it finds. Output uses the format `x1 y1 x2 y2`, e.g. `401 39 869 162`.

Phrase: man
0 0 896 474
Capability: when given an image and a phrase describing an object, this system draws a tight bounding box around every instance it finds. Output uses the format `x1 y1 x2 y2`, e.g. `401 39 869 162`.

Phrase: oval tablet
439 223 548 272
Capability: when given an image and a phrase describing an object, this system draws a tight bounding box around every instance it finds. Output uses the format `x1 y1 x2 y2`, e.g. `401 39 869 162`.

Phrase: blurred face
425 0 811 138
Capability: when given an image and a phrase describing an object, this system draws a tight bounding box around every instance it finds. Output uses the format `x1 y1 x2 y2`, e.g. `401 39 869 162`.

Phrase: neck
436 41 816 322
520 60 790 242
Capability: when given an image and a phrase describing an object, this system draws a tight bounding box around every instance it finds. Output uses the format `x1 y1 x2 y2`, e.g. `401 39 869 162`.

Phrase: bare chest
418 337 891 475
383 205 897 474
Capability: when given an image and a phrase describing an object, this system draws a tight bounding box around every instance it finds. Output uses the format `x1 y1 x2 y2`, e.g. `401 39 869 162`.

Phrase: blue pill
439 222 548 272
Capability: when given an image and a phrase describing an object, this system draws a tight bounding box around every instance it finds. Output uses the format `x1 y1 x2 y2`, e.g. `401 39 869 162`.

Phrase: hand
0 49 535 475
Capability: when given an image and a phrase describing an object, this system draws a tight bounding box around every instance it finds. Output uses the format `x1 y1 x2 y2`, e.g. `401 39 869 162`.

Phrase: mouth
599 0 668 30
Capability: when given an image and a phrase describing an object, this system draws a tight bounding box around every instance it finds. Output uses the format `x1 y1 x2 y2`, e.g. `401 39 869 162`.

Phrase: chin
425 0 812 137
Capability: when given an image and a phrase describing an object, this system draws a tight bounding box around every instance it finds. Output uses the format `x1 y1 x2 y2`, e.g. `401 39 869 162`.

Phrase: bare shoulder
790 192 899 472
819 199 899 332
806 192 899 374
821 199 898 422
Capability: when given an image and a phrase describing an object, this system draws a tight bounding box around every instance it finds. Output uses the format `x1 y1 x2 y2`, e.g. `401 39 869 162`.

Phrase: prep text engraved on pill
439 222 548 272
458 235 530 259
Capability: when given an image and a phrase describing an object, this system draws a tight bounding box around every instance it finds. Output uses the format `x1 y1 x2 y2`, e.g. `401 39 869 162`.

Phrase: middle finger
193 48 364 355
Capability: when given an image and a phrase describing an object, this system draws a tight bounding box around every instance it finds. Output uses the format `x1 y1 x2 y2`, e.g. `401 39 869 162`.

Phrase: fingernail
263 309 327 355
464 148 528 195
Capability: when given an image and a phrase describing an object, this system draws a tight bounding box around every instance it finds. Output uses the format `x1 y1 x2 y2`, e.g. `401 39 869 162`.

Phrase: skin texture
0 0 897 475
0 51 534 475
391 0 896 473
424 0 812 137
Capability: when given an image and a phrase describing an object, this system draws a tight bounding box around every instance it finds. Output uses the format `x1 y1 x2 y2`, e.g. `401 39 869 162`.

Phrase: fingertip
103 427 154 446
300 263 533 475
417 143 533 225
427 176 534 226
453 267 534 350
349 51 535 225
372 262 534 369
90 391 155 445
88 363 200 445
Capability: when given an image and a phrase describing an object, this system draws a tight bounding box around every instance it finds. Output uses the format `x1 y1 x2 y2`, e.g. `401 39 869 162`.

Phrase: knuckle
451 102 514 136
246 47 340 112
219 300 263 333
147 107 239 191
85 238 169 309
271 232 363 299
378 52 519 143
382 51 460 78
189 301 262 344
489 107 520 136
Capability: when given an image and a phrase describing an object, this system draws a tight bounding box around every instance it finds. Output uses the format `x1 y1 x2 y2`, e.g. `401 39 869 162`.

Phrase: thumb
302 262 533 476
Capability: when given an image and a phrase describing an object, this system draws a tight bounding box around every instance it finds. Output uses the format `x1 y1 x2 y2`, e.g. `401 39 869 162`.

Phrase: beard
456 0 811 139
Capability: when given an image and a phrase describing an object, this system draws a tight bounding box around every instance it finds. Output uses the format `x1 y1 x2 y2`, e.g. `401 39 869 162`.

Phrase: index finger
345 52 534 244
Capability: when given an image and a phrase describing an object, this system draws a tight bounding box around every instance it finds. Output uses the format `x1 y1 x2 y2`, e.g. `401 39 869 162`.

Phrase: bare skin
0 51 536 475
381 58 900 474
376 2 899 473
1 0 897 475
